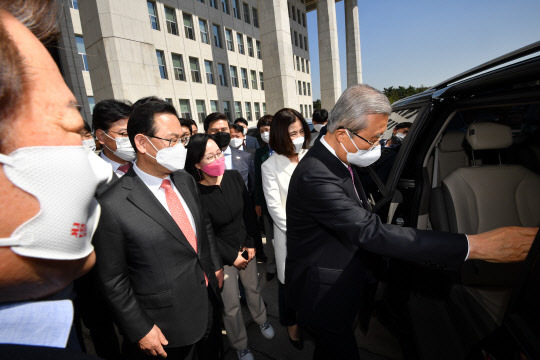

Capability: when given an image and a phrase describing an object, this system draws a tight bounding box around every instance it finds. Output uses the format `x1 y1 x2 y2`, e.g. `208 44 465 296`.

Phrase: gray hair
327 84 392 133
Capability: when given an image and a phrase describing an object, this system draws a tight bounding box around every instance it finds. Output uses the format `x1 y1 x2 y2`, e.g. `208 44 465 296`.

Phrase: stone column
259 0 298 114
345 0 362 86
317 0 341 110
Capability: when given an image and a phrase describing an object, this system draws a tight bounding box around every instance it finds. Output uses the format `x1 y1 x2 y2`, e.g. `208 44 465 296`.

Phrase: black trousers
308 325 360 360
123 288 222 360
278 281 297 327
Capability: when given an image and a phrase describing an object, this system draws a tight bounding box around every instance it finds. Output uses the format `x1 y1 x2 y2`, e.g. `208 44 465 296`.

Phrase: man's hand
468 227 538 263
215 268 224 289
138 325 168 358
233 252 249 270
255 206 262 217
245 247 256 262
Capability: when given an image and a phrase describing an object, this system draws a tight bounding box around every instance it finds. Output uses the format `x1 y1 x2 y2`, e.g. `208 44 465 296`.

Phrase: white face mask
340 131 382 167
103 132 136 161
242 127 248 136
313 124 325 132
145 136 187 172
261 131 270 144
0 146 112 260
395 132 406 140
230 138 243 149
82 138 96 152
292 137 305 154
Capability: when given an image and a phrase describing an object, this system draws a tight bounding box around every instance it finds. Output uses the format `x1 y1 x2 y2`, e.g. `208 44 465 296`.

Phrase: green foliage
383 85 430 104
313 99 321 111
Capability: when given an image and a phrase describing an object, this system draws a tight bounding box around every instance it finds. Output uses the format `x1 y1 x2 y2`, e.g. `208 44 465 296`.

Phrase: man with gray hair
285 84 537 359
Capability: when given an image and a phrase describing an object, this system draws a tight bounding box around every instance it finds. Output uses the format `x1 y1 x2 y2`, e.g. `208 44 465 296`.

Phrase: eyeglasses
204 150 223 163
179 135 190 146
147 135 181 148
344 128 382 147
108 130 129 137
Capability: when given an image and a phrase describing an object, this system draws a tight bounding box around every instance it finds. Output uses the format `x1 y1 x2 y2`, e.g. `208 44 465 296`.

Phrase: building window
291 29 294 45
307 83 311 96
309 105 312 117
302 13 306 27
245 102 252 121
221 0 230 14
293 54 295 70
179 99 192 119
254 102 260 120
183 13 195 40
263 103 266 114
306 60 310 74
230 66 239 87
196 100 206 123
234 101 242 119
252 7 259 27
225 28 234 51
246 37 254 57
241 68 249 88
189 57 201 83
199 19 209 44
292 5 296 21
223 101 232 120
218 63 228 86
75 35 88 71
294 31 298 46
298 80 301 95
147 1 159 30
87 96 95 113
301 58 305 72
299 35 303 49
165 6 178 35
237 33 245 54
171 53 185 81
256 40 261 59
204 60 215 84
165 98 172 104
297 9 301 24
250 70 257 89
304 36 308 51
210 100 219 113
156 50 167 79
232 0 241 19
296 56 300 70
212 24 222 48
242 2 250 24
259 72 264 90
69 0 79 10
303 81 307 95
209 0 218 9
300 104 303 116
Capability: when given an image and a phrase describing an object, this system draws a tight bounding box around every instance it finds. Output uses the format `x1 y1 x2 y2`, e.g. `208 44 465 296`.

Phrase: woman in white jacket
262 108 311 350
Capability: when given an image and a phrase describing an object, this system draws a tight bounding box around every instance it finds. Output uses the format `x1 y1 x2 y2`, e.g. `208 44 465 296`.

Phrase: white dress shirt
100 151 129 177
133 163 197 236
223 146 233 170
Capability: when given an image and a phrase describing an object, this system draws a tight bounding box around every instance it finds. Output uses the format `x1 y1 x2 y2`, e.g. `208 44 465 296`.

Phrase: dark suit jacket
93 168 223 347
254 145 272 212
230 147 255 195
245 135 260 151
285 141 468 333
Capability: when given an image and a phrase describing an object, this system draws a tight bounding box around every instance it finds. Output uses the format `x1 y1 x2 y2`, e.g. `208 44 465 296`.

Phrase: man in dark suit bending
285 84 538 360
93 101 224 360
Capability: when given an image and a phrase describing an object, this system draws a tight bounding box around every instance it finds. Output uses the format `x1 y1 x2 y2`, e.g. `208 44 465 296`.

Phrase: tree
313 99 321 111
383 85 429 104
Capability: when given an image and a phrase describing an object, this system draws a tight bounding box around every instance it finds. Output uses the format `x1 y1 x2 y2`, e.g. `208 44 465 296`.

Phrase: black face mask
213 132 231 149
391 134 402 145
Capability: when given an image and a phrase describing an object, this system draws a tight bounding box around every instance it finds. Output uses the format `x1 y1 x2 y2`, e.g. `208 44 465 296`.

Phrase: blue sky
307 0 540 100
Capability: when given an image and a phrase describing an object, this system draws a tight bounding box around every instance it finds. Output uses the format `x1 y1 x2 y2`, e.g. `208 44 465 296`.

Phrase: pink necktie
160 180 207 286
118 163 131 174
348 166 360 201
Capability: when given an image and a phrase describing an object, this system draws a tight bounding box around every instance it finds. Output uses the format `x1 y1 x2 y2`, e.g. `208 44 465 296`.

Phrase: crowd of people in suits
1 2 537 360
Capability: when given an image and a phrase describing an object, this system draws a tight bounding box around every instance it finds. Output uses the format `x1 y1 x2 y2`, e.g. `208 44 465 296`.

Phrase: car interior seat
440 122 540 322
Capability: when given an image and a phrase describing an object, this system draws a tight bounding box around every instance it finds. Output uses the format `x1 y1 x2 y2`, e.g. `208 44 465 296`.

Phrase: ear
95 129 106 145
134 134 148 154
195 162 202 170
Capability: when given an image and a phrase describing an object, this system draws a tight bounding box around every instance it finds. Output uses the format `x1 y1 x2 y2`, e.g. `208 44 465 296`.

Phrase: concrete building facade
59 0 361 126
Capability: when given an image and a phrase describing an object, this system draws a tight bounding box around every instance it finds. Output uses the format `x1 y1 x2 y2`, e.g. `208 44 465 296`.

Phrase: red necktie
160 180 208 286
118 163 131 174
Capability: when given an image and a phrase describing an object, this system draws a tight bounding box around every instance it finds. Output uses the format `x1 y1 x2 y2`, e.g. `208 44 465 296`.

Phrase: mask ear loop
0 153 13 166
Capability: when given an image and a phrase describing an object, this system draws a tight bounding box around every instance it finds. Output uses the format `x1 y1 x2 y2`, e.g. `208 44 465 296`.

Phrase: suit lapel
123 170 197 255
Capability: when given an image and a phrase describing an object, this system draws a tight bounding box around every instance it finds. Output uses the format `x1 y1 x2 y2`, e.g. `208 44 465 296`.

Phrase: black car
363 42 540 360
